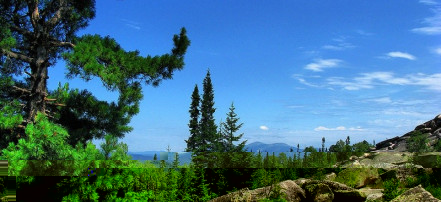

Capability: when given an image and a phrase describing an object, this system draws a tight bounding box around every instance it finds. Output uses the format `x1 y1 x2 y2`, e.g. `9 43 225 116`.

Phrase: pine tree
221 102 247 152
0 1 190 149
322 137 326 153
172 152 180 168
199 70 217 152
185 85 200 152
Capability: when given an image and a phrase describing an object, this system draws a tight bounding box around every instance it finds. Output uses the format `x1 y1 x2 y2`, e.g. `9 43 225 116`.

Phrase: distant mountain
245 141 302 153
127 151 192 166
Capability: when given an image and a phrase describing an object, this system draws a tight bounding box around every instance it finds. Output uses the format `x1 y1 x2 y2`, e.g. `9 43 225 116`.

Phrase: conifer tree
0 0 190 149
199 70 217 152
185 85 200 152
221 102 247 152
172 152 180 168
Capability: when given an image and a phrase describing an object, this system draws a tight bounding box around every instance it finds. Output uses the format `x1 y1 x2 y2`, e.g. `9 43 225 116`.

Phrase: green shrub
425 185 441 200
383 179 404 201
407 131 430 153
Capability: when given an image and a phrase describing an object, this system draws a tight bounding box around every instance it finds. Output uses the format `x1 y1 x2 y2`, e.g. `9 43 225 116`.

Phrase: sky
46 0 441 152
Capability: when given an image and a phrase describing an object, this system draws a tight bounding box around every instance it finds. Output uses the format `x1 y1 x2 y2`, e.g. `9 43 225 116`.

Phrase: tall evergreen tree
221 102 247 152
185 85 200 152
199 70 217 152
0 0 190 149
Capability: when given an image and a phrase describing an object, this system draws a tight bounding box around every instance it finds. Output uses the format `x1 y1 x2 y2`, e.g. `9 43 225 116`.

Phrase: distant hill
127 151 192 166
245 141 303 153
127 141 305 165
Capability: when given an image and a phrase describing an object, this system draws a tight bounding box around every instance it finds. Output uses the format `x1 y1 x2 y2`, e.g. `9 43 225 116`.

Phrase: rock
366 192 383 201
335 168 380 188
412 152 441 168
333 189 366 202
391 185 441 202
208 180 305 202
278 180 306 202
380 169 397 181
324 172 336 181
304 183 334 202
359 188 383 201
375 114 441 152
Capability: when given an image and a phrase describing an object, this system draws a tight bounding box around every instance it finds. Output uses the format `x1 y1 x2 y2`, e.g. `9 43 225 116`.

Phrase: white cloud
386 52 416 60
368 97 392 104
260 126 269 131
419 0 439 5
322 43 355 51
435 48 441 55
304 59 342 72
326 72 441 91
297 78 320 87
412 7 441 35
356 30 374 36
314 126 365 131
121 19 142 30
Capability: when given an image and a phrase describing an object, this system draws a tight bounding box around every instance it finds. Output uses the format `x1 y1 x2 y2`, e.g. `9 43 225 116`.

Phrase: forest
1 0 441 201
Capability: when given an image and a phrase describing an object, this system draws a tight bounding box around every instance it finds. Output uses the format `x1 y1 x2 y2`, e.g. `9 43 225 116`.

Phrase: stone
375 113 441 152
304 183 334 202
366 192 383 201
208 180 305 202
391 185 441 202
335 168 380 188
324 172 336 181
412 152 441 168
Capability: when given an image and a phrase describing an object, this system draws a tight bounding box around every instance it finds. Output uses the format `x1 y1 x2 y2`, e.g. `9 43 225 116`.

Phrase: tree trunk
26 44 49 123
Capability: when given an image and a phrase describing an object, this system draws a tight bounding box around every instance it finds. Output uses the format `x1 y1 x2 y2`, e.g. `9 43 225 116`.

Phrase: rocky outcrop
391 185 441 202
296 179 366 202
209 179 367 202
208 180 305 202
375 114 441 152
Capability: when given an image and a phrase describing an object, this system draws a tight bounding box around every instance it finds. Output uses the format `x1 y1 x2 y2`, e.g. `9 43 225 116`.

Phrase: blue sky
46 0 441 152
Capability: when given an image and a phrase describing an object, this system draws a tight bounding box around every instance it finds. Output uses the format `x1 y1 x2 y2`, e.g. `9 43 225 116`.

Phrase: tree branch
45 0 68 30
9 25 33 37
12 85 31 94
1 49 34 63
50 40 75 48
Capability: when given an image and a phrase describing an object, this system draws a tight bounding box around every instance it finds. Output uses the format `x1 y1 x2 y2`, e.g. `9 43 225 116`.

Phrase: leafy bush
407 131 430 153
383 179 404 201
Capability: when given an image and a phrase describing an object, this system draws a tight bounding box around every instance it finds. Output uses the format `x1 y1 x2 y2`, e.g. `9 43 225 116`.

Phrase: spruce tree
221 102 247 152
185 85 200 152
199 70 217 152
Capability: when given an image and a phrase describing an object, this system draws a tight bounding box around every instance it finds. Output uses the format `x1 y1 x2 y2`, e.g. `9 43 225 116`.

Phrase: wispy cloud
367 97 392 104
121 19 141 30
322 43 355 51
355 29 374 36
260 126 269 131
386 51 417 60
412 5 441 35
314 126 364 131
304 59 342 72
297 78 320 87
435 47 441 55
327 72 441 91
322 36 355 51
419 0 439 5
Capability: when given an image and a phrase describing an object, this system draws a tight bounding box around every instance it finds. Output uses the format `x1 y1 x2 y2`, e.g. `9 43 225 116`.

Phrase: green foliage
352 140 371 156
407 131 430 153
383 179 404 201
186 85 200 152
221 102 247 152
434 139 441 152
199 70 218 152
